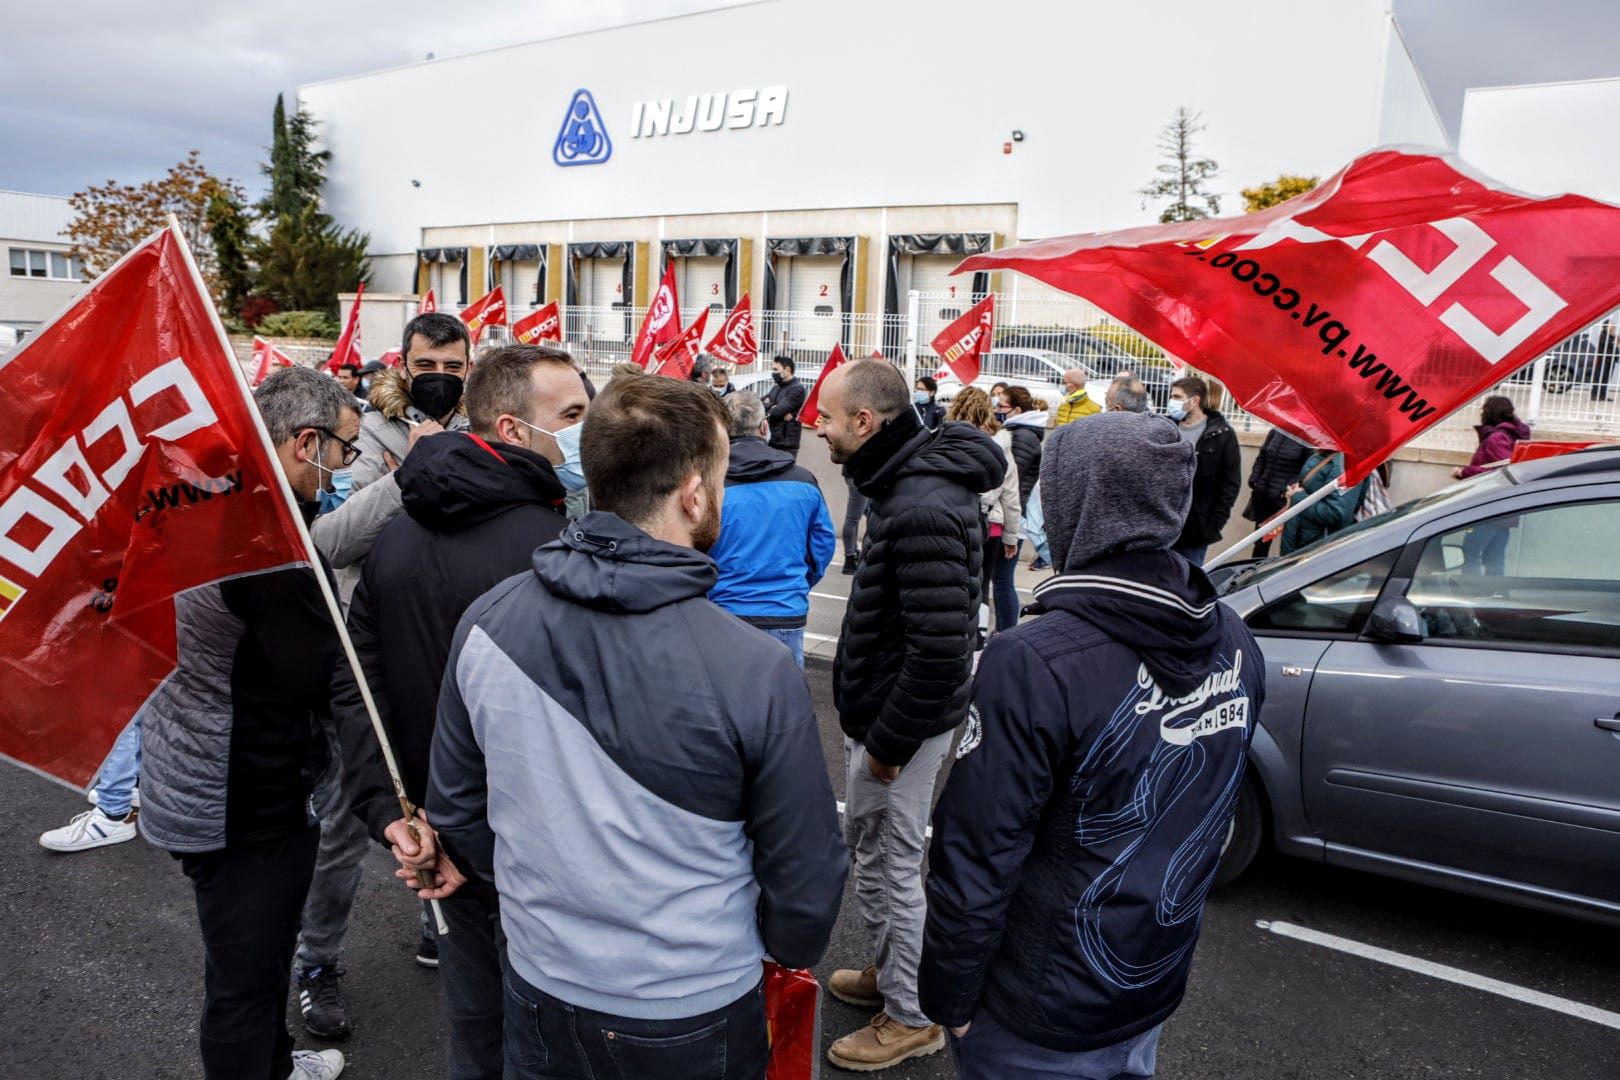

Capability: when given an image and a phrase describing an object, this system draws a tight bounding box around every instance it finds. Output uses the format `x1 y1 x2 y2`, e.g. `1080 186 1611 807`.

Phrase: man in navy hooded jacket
918 410 1265 1078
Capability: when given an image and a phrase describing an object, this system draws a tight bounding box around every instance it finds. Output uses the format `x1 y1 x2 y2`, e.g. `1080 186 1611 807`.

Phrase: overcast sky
4 0 1618 199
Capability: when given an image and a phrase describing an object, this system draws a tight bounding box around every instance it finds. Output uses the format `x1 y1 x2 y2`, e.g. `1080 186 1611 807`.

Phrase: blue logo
553 89 612 167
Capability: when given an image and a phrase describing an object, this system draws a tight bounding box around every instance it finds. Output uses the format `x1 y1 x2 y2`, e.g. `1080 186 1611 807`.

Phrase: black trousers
504 967 768 1080
441 888 509 1080
179 825 320 1080
1248 494 1286 558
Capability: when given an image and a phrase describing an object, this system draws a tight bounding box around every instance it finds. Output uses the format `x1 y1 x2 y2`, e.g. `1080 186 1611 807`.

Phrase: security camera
1011 130 1025 143
411 179 422 188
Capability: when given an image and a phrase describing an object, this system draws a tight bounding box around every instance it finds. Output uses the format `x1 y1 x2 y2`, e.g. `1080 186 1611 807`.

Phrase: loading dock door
785 255 843 351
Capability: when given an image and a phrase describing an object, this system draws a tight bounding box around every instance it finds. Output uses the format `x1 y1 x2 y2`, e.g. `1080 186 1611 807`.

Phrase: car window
1406 500 1620 650
1248 549 1398 634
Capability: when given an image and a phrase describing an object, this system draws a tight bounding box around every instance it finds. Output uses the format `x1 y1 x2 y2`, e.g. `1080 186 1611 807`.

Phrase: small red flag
632 262 683 369
377 348 402 368
418 288 436 314
704 294 759 366
930 294 994 386
513 301 563 345
327 283 364 372
250 335 294 386
798 343 850 428
460 285 508 345
650 309 709 380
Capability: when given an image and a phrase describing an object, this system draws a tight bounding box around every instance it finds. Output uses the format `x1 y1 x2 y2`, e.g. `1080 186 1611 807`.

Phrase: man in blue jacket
709 391 835 665
918 410 1266 1078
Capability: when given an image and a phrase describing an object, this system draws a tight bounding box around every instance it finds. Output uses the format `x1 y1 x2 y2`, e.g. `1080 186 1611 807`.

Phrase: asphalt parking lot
5 574 1619 1077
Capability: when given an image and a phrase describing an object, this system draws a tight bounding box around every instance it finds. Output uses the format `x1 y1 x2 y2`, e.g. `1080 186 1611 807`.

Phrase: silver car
1215 447 1620 925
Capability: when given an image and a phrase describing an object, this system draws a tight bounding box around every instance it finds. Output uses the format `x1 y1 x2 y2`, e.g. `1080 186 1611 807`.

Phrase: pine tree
206 185 255 315
259 93 330 221
1139 108 1221 223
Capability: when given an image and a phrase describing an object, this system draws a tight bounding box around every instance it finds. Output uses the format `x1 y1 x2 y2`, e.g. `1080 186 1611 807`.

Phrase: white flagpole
166 217 450 934
1204 476 1345 572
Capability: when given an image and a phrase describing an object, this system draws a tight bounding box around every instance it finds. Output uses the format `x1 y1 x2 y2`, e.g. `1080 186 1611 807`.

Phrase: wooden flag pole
167 216 451 935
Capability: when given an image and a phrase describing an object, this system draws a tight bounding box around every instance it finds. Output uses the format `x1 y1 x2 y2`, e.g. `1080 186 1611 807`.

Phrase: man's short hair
582 375 730 527
337 363 360 377
1171 374 1210 407
400 311 471 360
725 391 767 438
773 354 796 374
840 359 911 422
464 343 577 434
1112 381 1150 413
255 365 359 443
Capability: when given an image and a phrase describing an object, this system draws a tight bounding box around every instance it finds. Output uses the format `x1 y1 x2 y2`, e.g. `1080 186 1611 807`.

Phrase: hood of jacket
848 413 1006 499
726 435 796 483
365 365 469 423
1002 411 1050 431
1031 550 1224 697
532 511 717 614
398 431 566 533
1476 418 1532 443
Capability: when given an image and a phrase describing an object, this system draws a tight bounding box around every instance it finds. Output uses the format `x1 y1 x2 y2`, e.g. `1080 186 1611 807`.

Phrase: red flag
460 285 508 345
1509 439 1613 463
930 294 994 385
378 348 402 368
0 228 313 786
327 283 364 372
650 310 709 380
764 962 820 1080
957 148 1620 483
250 335 294 386
704 294 759 366
632 262 683 369
798 343 850 428
418 288 436 314
513 300 563 345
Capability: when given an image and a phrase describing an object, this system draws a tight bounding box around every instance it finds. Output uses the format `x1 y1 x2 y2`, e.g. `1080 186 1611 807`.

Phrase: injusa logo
553 89 612 167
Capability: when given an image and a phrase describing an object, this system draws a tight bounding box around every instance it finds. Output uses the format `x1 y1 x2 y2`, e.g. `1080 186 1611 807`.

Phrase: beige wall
1 240 85 331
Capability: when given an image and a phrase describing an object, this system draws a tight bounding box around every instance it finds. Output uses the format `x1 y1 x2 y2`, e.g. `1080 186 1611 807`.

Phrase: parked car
1214 446 1620 925
933 348 1112 411
997 327 1176 408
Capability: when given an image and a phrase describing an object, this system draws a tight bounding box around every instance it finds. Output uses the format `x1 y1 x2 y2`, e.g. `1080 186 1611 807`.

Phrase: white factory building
0 191 87 346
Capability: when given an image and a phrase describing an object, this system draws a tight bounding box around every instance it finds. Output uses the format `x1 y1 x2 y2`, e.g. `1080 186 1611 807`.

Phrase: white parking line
805 631 838 644
1257 920 1620 1032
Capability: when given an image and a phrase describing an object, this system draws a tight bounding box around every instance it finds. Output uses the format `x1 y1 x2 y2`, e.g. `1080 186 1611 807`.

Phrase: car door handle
1595 717 1620 732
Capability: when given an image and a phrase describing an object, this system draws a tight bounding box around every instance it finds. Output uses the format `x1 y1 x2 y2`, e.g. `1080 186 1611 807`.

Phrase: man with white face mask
332 344 586 1080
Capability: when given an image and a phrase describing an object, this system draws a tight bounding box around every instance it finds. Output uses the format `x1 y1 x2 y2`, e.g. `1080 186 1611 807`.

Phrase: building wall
0 192 86 334
1459 77 1620 204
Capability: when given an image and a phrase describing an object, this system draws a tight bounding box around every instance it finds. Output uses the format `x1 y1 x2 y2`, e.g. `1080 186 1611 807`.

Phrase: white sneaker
87 787 140 810
39 808 137 852
288 1048 345 1079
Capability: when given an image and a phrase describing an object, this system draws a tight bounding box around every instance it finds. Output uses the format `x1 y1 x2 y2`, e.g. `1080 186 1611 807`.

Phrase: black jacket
834 413 1006 767
1004 417 1045 511
917 399 946 431
919 551 1266 1050
1247 428 1311 511
1176 409 1242 547
336 431 568 843
762 375 807 451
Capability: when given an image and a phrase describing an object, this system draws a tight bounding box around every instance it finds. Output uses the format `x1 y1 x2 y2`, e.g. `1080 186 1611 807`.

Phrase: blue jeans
504 967 768 1080
92 716 142 818
984 537 1021 633
766 627 804 668
950 1009 1162 1079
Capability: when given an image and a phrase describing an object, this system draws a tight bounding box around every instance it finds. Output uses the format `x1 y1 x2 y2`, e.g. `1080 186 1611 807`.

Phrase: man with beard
414 375 846 1077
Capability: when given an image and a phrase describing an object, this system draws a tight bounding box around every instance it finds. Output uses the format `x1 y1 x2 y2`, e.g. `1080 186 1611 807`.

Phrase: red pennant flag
632 262 683 369
460 285 508 345
957 148 1620 483
798 343 850 429
418 288 437 314
871 349 885 360
513 300 563 345
930 295 995 385
704 294 759 366
0 228 315 786
250 335 294 386
326 282 364 372
377 348 402 368
650 309 709 380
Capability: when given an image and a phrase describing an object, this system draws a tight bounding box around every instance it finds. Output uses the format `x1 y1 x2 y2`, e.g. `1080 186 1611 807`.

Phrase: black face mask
772 371 789 385
410 373 464 420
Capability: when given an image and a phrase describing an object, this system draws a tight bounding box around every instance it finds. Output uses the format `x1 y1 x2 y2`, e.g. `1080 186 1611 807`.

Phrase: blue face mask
520 418 587 492
913 390 931 406
1166 398 1189 421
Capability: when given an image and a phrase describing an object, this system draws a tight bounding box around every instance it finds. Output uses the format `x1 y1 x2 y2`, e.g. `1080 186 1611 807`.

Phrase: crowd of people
41 314 1280 1080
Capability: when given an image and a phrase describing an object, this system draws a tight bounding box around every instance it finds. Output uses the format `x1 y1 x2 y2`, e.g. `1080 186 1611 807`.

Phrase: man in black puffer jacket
918 411 1265 1078
761 354 808 459
1245 428 1311 557
813 358 1006 1072
334 344 586 1080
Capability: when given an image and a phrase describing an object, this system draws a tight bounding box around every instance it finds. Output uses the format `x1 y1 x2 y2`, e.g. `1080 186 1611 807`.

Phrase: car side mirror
1367 595 1426 644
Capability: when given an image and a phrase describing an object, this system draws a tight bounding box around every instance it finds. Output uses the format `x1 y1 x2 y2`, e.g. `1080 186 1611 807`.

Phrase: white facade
0 191 85 337
1459 77 1620 205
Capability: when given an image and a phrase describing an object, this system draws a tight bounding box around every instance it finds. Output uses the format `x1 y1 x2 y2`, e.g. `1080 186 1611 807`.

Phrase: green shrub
256 309 340 339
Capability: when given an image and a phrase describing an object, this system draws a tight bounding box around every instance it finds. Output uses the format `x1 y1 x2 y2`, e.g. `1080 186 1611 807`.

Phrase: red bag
765 962 821 1080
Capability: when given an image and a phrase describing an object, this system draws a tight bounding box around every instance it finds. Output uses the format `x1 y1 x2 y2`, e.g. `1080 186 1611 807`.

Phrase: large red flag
251 335 295 386
512 300 563 345
705 293 759 366
930 294 995 385
632 262 683 369
957 148 1620 483
418 288 437 314
327 283 365 372
0 228 312 786
798 343 850 429
650 310 709 380
460 285 508 345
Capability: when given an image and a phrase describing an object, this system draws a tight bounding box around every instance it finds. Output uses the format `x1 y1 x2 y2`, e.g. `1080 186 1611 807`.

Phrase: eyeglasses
311 427 363 467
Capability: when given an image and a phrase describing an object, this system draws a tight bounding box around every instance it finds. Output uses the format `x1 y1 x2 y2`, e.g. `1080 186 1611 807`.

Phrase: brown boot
827 1012 945 1072
826 965 881 1007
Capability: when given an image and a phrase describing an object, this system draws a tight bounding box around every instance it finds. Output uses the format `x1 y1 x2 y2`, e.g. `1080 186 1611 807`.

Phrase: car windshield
1220 471 1514 594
